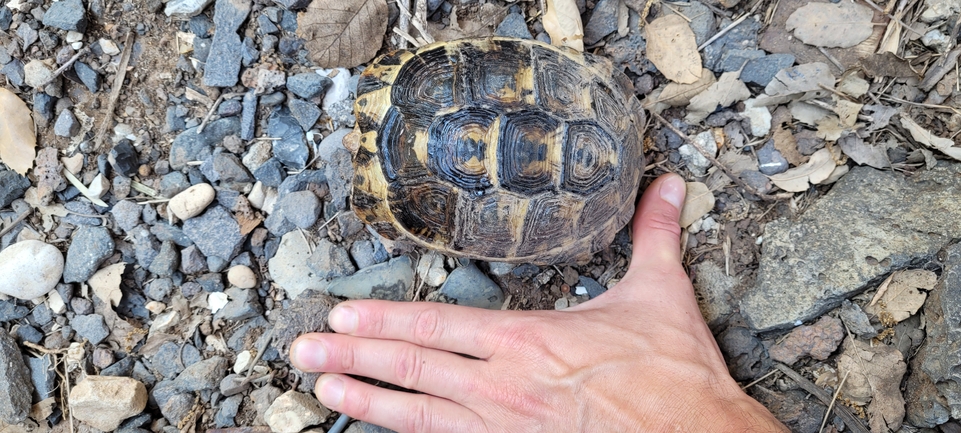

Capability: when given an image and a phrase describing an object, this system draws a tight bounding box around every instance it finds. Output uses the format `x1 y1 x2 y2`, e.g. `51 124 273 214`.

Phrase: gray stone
278 169 326 195
169 117 241 170
278 190 321 229
307 238 356 280
202 0 250 87
742 54 795 86
196 273 224 292
148 342 195 379
205 150 253 183
63 201 104 226
288 98 321 131
179 245 206 274
0 59 24 87
111 200 142 232
264 206 297 237
328 256 412 301
268 108 308 170
214 394 243 427
173 356 226 392
253 158 285 188
72 314 109 345
151 223 193 247
215 287 263 321
64 226 114 283
717 327 769 381
272 0 310 10
27 355 56 402
218 98 242 116
268 232 329 299
219 373 248 396
164 0 212 17
148 241 179 277
240 90 257 140
15 325 41 344
0 301 29 322
32 92 55 127
838 300 877 339
42 0 87 31
703 16 762 72
756 140 788 175
0 329 31 423
318 128 351 162
54 109 79 137
678 1 714 46
349 239 378 270
164 106 186 133
0 171 30 209
325 148 353 212
717 49 766 72
109 140 140 177
145 278 174 301
160 172 190 198
73 62 101 92
287 72 332 99
583 0 618 45
182 206 245 262
0 7 11 31
433 264 504 309
576 276 607 299
741 163 961 331
151 382 194 425
494 12 532 39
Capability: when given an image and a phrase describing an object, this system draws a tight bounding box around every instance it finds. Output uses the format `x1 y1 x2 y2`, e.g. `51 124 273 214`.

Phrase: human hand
290 173 788 432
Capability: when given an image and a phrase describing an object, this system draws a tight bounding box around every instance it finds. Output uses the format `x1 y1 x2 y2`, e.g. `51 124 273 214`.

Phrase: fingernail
659 174 685 211
329 306 358 333
319 375 345 408
291 338 327 369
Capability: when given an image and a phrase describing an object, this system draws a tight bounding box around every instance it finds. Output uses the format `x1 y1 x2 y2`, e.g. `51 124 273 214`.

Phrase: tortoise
349 37 646 265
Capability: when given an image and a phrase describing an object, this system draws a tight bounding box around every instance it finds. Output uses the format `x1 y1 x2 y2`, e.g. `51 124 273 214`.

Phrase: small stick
196 93 226 134
818 371 850 433
697 14 749 51
740 369 778 390
652 112 792 201
858 0 923 35
22 340 68 354
817 47 845 71
37 47 90 89
774 363 869 433
0 208 32 238
94 31 136 151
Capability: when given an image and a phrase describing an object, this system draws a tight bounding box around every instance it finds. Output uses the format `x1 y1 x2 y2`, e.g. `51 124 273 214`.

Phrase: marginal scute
517 194 584 256
388 180 457 243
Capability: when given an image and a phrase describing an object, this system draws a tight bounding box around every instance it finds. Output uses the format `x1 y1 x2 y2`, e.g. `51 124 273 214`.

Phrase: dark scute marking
378 107 430 182
353 174 366 184
577 186 620 237
392 46 461 118
356 111 380 133
591 82 631 139
370 221 401 240
498 111 559 195
388 181 457 243
427 109 497 191
356 75 388 98
532 46 591 119
561 121 617 195
452 193 517 257
517 196 575 256
377 51 405 66
462 40 532 109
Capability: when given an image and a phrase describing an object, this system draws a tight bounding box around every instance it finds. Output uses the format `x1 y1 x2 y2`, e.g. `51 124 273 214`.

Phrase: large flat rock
742 163 961 332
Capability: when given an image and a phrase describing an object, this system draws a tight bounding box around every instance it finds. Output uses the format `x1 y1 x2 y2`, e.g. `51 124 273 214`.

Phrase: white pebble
65 31 83 43
0 240 64 300
320 68 351 112
99 38 120 56
227 265 257 289
233 350 252 374
48 291 67 314
168 183 215 220
208 292 230 313
554 297 569 310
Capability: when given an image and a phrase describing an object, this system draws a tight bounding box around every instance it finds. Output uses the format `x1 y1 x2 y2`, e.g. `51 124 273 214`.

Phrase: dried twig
740 369 778 390
774 363 869 433
697 14 748 51
94 31 135 151
652 112 792 201
0 208 32 238
37 47 90 89
818 371 850 433
859 0 923 36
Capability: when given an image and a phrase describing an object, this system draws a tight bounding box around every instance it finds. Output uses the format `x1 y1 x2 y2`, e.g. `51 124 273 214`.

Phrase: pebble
576 276 607 299
419 252 448 286
495 12 533 39
740 99 772 137
268 232 328 299
219 373 248 396
241 90 258 140
203 0 250 87
1 59 24 87
741 54 795 86
172 356 226 392
307 238 356 280
278 190 321 229
27 355 56 401
250 385 282 424
165 0 213 17
73 62 101 92
214 394 243 427
436 264 504 309
99 38 120 56
215 286 264 321
42 0 88 32
227 265 257 288
583 0 618 45
717 327 769 380
327 256 413 301
0 329 32 424
839 300 877 339
921 29 952 53
287 72 332 99
205 150 253 183
324 148 353 212
318 128 352 162
151 381 195 424
72 314 110 345
769 316 844 365
23 60 52 89
145 278 174 301
33 92 56 127
288 98 322 131
169 183 215 220
756 140 789 175
168 117 241 170
268 108 309 170
0 7 10 31
109 140 141 177
717 49 765 72
69 376 148 432
183 206 245 261
111 200 143 232
678 131 717 177
63 226 115 283
253 158 285 188
0 171 29 209
233 350 252 374
702 16 762 72
264 391 331 433
0 240 63 300
321 68 351 112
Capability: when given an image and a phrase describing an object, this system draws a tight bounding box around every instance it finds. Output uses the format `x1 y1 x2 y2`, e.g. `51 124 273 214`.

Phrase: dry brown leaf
836 338 906 432
838 134 890 169
901 116 961 161
297 0 389 68
679 182 715 227
685 72 749 123
772 126 807 166
834 99 863 128
427 4 505 41
543 0 584 52
859 52 918 79
657 68 716 107
767 148 837 192
815 115 844 141
788 100 833 126
706 152 757 191
863 105 898 133
865 269 937 322
0 88 37 176
785 1 874 48
88 263 126 307
645 15 701 84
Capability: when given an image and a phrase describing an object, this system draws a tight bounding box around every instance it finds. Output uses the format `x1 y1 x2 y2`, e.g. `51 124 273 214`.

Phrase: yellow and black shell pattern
351 37 646 265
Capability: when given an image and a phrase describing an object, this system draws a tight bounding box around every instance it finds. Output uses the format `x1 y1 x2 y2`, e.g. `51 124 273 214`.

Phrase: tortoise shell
351 37 646 265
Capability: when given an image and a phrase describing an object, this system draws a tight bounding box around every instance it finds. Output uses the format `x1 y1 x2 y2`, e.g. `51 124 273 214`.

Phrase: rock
250 385 283 425
253 158 286 188
264 391 331 433
678 131 717 177
921 29 952 52
692 261 736 327
214 394 243 427
72 314 110 345
742 163 961 331
183 206 245 261
28 355 56 402
106 140 139 178
203 0 250 87
838 300 877 339
64 226 115 283
0 240 63 300
741 54 795 86
287 72 332 99
703 16 762 72
584 0 619 45
165 0 212 17
148 241 179 277
53 108 80 137
268 108 309 170
288 98 322 131
241 90 258 140
328 256 413 301
268 232 329 299
321 68 351 112
756 140 788 175
0 329 32 424
318 128 352 162
169 183 215 220
145 278 174 301
432 264 504 309
494 12 532 39
717 49 765 72
151 382 194 425
111 200 142 232
205 150 253 183
0 171 29 209
169 117 241 170
674 1 714 46
226 265 257 288
0 7 11 31
306 239 356 280
0 59 24 87
278 190 321 229
768 316 844 365
216 286 263 321
173 356 226 392
717 327 769 381
69 376 148 432
325 148 353 212
23 60 52 89
920 0 960 22
73 61 101 92
576 276 607 299
42 0 87 31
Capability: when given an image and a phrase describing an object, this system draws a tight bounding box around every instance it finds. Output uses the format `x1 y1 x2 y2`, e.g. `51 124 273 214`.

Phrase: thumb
629 173 686 270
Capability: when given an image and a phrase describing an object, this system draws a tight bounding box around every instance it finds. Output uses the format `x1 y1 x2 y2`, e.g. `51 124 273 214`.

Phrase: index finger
327 300 504 359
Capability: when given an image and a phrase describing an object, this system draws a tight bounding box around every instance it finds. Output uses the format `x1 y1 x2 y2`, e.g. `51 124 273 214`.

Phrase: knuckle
488 318 545 352
337 342 356 372
394 346 426 390
404 398 432 433
412 308 443 346
643 209 682 237
340 383 373 419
